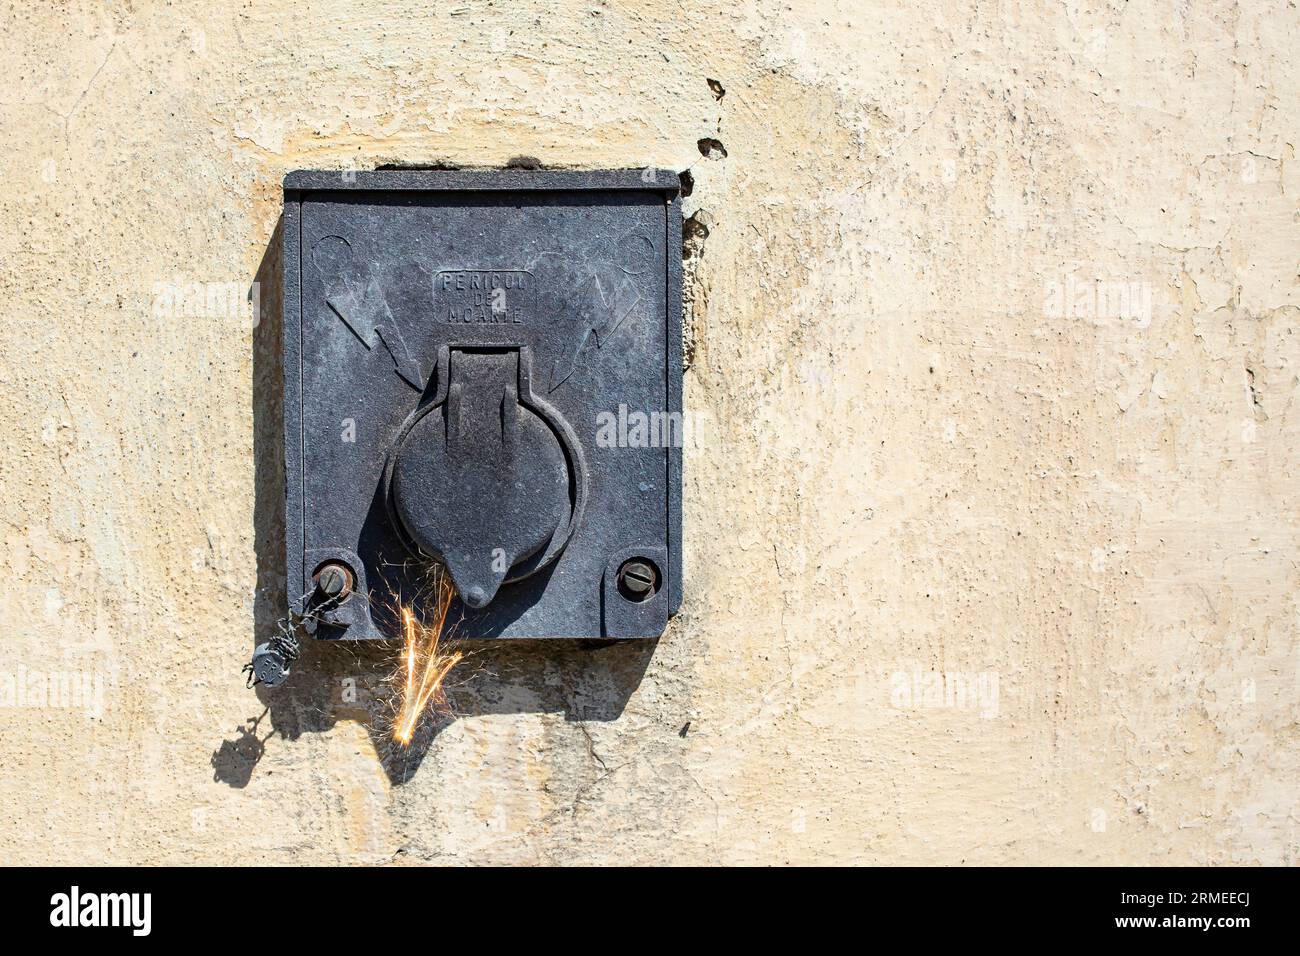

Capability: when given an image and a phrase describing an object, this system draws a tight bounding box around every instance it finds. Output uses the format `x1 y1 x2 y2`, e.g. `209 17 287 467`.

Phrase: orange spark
392 568 464 746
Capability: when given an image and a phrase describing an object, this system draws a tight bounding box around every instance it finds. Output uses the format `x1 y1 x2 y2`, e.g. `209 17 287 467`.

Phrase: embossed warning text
434 270 535 324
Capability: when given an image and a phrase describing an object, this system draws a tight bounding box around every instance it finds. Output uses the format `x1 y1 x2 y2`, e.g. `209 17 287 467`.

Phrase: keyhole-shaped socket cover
387 349 581 607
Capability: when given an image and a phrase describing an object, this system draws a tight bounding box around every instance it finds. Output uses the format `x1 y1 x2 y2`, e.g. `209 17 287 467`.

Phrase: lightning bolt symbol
326 275 422 389
549 269 641 392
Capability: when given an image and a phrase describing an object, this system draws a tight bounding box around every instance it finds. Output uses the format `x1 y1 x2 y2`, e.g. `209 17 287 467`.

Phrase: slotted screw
315 562 353 600
618 560 657 600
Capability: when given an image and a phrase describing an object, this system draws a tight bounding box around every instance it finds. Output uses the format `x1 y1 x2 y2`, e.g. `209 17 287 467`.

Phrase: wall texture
0 0 1296 865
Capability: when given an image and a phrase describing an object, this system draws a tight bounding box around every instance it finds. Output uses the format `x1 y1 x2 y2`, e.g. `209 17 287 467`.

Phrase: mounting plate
282 169 683 640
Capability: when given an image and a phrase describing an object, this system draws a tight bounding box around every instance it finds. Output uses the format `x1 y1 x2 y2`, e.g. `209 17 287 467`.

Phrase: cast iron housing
282 169 683 640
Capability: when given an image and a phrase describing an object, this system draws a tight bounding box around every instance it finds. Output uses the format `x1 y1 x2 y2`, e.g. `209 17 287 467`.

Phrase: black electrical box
282 169 683 640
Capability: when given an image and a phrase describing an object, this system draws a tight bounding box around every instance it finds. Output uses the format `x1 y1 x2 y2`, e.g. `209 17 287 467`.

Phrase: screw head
617 559 658 601
315 562 353 600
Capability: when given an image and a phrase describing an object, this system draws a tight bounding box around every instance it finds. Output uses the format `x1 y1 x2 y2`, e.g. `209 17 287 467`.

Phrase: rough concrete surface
0 0 1296 865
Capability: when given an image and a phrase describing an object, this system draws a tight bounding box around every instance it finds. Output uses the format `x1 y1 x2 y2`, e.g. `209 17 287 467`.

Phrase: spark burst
392 565 464 746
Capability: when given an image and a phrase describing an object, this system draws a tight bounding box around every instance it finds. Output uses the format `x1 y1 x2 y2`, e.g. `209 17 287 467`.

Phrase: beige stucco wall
1 0 1296 865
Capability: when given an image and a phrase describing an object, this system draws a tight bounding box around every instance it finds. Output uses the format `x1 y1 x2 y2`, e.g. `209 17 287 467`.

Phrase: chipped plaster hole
505 155 544 169
681 210 712 371
697 138 727 160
